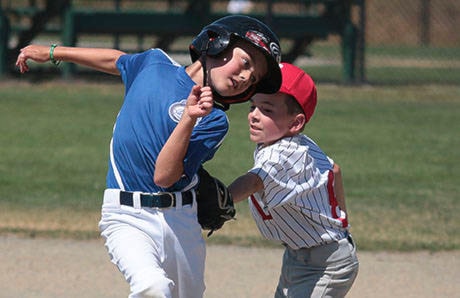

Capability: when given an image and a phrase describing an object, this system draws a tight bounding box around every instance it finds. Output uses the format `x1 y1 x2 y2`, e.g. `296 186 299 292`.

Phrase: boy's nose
249 107 260 119
240 69 251 82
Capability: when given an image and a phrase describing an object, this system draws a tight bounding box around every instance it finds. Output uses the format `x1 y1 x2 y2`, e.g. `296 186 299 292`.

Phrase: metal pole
357 0 366 83
420 0 430 46
0 7 10 76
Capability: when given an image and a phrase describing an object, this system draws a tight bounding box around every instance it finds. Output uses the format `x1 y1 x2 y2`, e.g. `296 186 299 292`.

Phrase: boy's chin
249 135 261 144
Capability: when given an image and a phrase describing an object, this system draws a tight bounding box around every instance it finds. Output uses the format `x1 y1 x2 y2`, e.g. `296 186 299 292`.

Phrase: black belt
119 190 193 208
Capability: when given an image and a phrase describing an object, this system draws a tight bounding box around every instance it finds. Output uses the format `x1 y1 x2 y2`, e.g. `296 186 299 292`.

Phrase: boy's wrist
49 44 61 66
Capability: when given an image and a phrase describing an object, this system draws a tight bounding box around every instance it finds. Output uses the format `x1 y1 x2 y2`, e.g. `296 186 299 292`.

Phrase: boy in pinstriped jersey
229 63 359 297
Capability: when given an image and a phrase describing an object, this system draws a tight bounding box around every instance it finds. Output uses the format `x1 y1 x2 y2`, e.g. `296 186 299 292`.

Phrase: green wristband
49 44 61 66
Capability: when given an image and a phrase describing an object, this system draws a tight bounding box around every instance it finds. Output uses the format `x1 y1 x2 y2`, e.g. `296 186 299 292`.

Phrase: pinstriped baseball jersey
248 134 348 249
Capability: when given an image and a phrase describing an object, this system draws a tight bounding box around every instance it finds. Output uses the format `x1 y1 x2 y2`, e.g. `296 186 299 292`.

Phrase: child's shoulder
276 134 321 154
148 48 181 66
121 48 181 67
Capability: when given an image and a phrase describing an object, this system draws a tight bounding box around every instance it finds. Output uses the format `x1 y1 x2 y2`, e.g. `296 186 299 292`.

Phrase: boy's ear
289 114 306 133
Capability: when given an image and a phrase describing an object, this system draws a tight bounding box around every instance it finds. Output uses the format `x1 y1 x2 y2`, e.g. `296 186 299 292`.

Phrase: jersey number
250 195 273 220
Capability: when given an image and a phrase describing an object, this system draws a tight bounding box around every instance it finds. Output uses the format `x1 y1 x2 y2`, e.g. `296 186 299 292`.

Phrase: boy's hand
16 45 50 73
186 85 214 118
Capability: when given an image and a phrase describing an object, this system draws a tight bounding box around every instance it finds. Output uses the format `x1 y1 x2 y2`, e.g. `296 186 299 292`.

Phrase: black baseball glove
196 167 236 237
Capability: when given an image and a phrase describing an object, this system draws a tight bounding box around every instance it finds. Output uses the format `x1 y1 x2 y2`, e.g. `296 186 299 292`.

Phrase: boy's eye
262 108 272 113
250 103 272 114
241 57 258 84
259 106 272 114
242 57 253 71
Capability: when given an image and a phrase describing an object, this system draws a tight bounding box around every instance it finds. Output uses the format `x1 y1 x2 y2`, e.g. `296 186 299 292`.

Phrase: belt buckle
156 192 175 208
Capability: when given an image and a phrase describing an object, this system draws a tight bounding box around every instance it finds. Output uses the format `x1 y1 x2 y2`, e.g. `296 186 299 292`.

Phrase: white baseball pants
99 189 206 298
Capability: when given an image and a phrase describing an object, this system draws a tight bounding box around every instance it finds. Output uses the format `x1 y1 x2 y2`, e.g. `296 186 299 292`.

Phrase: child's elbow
333 163 342 175
153 174 174 189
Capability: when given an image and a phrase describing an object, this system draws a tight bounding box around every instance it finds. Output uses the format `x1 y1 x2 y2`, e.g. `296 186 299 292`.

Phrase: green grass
300 44 460 85
307 65 460 85
310 43 460 61
0 83 121 207
364 45 460 60
1 81 459 251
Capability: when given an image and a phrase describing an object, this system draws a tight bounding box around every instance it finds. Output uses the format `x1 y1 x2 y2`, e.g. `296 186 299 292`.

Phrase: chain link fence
299 0 460 85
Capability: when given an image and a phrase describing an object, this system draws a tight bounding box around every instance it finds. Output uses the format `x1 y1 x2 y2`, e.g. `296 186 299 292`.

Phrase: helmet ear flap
205 29 231 57
190 25 233 61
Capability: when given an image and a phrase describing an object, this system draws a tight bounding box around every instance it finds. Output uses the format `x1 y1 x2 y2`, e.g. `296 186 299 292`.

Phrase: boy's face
248 93 298 147
207 41 268 97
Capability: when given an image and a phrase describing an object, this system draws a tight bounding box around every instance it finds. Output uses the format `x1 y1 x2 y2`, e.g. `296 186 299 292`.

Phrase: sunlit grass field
1 80 459 251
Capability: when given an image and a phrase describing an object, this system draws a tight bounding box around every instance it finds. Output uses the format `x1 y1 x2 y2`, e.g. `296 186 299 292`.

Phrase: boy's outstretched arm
228 172 264 203
16 45 125 75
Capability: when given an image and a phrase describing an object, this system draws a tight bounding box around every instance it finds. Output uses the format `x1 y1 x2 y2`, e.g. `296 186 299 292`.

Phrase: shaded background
1 0 459 85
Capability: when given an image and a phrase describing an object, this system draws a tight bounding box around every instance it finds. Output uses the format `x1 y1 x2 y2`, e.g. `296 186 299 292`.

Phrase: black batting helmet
190 15 282 105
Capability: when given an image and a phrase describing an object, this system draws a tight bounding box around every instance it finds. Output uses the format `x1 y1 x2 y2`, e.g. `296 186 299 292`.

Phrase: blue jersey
106 49 229 193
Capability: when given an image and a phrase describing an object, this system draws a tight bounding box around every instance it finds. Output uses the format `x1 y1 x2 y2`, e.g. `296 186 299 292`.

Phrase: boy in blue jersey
16 15 282 298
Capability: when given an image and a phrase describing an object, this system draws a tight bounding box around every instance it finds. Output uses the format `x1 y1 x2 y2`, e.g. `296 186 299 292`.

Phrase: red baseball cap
279 63 317 123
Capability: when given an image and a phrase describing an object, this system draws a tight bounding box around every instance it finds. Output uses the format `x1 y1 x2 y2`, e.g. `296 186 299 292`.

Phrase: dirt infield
1 235 458 298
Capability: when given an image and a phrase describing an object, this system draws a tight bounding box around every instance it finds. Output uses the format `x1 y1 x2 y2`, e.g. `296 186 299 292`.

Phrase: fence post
61 3 75 79
356 0 366 83
0 7 10 77
420 0 430 46
342 22 357 83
